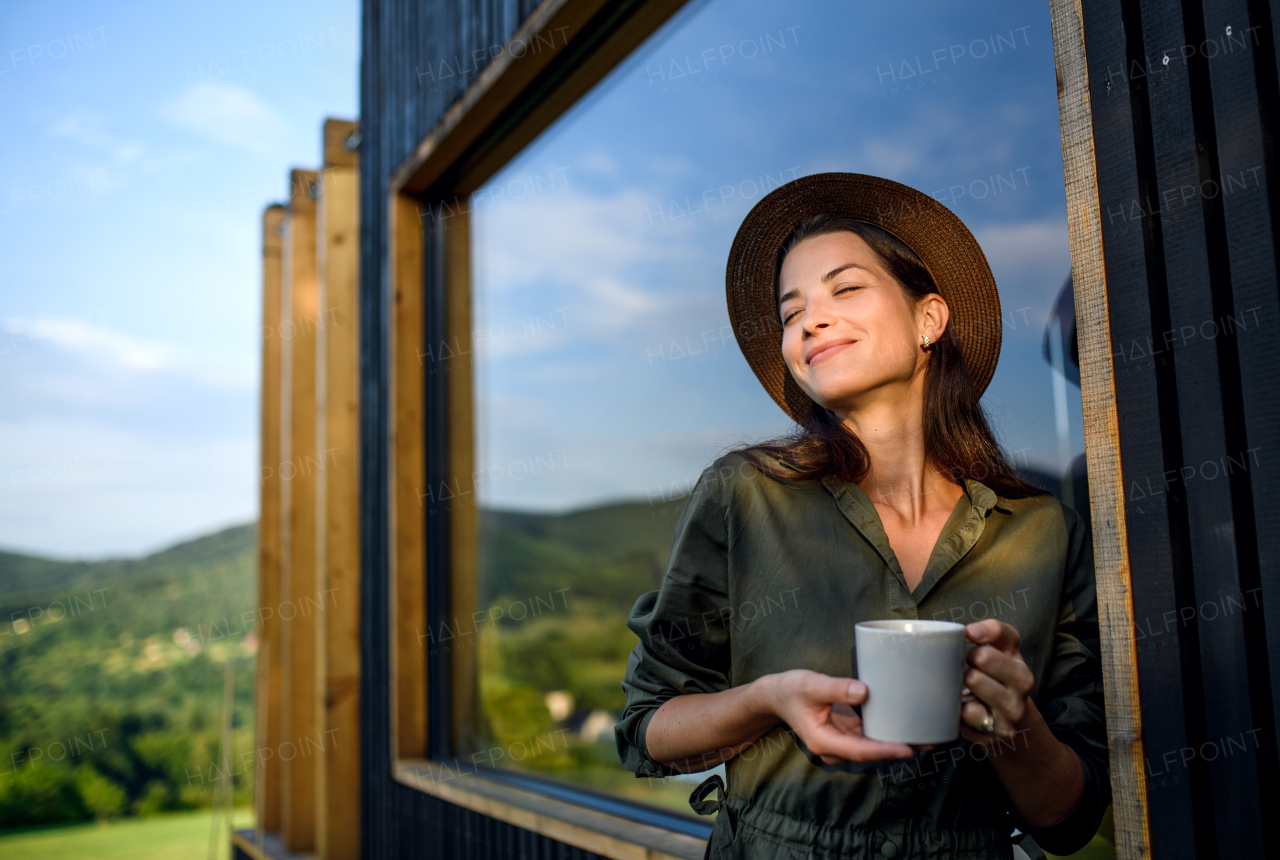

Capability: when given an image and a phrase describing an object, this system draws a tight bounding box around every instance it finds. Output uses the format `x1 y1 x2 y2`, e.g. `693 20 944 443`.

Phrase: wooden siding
359 1 1280 859
1048 2 1153 856
363 1 710 854
358 2 582 857
1080 0 1280 856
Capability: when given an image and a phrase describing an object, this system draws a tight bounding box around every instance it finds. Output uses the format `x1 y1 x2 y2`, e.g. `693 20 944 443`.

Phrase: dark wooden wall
1083 0 1280 856
358 0 1280 857
358 1 611 858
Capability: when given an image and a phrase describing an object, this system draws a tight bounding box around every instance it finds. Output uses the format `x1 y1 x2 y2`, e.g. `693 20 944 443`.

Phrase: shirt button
880 840 899 858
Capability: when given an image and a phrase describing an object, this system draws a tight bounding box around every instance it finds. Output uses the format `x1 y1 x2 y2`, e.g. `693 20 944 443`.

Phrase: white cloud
973 219 1069 273
8 317 173 370
859 139 923 175
160 82 295 154
3 316 254 388
969 219 1071 349
50 110 144 163
0 421 256 558
576 149 620 176
472 184 709 337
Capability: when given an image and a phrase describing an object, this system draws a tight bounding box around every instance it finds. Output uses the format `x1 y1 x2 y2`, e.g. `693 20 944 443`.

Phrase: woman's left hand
960 619 1037 746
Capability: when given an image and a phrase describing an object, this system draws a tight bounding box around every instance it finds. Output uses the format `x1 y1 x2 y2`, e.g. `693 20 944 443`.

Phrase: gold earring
922 333 931 348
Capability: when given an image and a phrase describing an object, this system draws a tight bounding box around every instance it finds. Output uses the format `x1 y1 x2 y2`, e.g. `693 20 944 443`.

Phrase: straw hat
725 172 1003 423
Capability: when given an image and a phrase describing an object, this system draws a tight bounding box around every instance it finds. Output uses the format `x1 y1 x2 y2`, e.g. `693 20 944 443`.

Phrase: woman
615 174 1108 860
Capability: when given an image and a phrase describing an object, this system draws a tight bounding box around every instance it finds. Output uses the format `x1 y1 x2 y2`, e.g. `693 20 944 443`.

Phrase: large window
465 0 1083 814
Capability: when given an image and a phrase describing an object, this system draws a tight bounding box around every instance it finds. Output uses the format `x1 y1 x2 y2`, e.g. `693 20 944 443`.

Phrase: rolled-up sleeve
1019 502 1112 855
615 461 734 778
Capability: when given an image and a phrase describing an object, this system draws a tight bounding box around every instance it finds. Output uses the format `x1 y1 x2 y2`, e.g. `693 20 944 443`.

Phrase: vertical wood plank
1136 0 1265 851
1199 1 1280 836
1079 0 1206 853
1049 2 1153 857
316 118 363 860
257 203 286 836
389 190 428 760
282 167 320 853
444 208 479 753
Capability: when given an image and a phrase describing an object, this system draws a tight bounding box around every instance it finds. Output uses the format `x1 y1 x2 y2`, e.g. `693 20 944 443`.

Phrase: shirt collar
820 474 1010 605
963 477 1012 515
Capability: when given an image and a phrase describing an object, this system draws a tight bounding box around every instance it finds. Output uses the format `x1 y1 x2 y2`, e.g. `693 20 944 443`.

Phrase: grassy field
0 807 254 860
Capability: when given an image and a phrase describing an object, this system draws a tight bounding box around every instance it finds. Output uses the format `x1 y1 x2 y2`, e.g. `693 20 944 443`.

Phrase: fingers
786 672 913 763
805 721 913 762
815 676 866 705
786 670 867 705
829 702 861 735
960 699 996 733
965 646 1034 697
965 666 1026 719
840 678 868 704
966 619 1020 653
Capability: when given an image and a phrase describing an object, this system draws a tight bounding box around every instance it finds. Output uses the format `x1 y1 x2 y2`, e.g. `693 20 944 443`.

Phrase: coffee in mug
854 619 967 744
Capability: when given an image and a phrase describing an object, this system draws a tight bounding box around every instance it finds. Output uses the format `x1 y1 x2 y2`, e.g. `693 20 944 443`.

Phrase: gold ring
979 712 995 734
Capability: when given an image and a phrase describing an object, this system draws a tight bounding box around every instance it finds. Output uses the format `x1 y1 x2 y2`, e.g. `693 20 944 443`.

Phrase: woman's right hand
765 669 915 765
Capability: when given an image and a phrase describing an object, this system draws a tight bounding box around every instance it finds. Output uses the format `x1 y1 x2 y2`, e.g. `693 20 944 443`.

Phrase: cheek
780 329 803 367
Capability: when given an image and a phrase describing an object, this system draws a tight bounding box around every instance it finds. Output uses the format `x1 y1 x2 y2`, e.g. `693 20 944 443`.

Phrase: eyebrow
777 262 872 307
822 262 870 283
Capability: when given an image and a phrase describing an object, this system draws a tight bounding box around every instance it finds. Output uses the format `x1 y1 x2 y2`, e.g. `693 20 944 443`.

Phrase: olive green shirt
615 452 1109 860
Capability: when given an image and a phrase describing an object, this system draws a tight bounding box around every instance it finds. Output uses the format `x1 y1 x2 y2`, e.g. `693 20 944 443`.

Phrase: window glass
468 0 1082 813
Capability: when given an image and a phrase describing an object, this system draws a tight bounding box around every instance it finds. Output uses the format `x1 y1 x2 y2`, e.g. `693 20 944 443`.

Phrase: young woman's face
777 231 938 412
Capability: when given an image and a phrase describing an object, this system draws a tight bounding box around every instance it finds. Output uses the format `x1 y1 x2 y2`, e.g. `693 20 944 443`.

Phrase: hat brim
726 172 1002 423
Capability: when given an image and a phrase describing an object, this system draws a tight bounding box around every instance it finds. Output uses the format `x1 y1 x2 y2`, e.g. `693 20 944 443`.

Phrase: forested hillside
0 525 258 827
0 465 1068 827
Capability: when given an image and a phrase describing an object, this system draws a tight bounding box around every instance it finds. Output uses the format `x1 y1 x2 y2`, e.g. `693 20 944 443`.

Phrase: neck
835 375 958 519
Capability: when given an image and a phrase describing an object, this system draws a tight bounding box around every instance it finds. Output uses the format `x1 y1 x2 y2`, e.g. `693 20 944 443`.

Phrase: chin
805 378 872 410
811 364 911 407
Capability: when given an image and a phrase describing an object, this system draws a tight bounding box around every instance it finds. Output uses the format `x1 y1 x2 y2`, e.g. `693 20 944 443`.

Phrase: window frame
383 0 1150 856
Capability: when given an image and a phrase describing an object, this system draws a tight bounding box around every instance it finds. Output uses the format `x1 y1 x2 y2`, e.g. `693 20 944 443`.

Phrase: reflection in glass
468 0 1082 812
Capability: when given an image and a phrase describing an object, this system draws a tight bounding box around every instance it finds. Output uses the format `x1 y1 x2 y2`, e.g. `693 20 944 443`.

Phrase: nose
800 299 835 335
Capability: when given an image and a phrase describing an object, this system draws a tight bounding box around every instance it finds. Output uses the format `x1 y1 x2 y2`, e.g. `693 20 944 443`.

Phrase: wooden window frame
384 1 1151 858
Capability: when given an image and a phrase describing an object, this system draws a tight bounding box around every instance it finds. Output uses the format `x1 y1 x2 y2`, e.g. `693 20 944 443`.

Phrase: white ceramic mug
854 619 967 744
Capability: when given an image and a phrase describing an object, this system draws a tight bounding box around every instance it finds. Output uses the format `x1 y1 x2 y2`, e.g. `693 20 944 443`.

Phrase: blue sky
0 1 358 556
0 0 1084 556
472 0 1084 512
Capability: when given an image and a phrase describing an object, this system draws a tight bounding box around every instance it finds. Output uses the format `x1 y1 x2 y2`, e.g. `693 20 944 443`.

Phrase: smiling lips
806 339 856 366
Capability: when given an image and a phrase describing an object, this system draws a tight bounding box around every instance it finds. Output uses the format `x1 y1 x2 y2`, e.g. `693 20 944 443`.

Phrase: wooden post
257 204 286 837
280 167 320 853
315 119 362 860
1049 1 1151 857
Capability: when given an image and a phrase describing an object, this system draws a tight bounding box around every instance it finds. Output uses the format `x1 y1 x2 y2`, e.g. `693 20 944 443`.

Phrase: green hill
478 498 689 613
0 498 690 831
0 473 1084 828
472 497 690 775
0 525 258 829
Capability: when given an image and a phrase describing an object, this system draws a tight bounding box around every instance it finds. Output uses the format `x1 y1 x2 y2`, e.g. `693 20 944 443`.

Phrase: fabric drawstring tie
689 773 725 815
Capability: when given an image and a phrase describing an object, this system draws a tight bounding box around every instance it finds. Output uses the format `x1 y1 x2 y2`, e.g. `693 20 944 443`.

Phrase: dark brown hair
735 214 1047 499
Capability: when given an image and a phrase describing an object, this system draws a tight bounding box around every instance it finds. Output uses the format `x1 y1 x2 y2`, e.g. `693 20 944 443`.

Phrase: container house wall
1080 0 1280 856
356 0 1280 857
357 2 609 858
